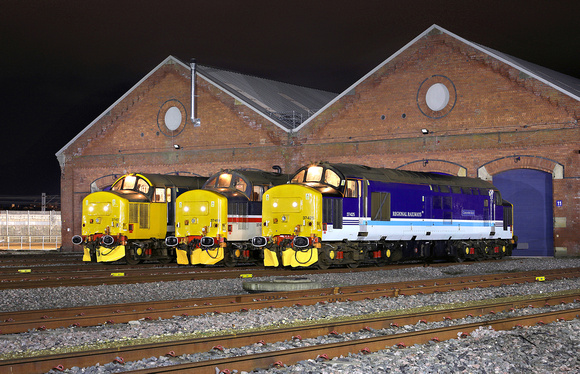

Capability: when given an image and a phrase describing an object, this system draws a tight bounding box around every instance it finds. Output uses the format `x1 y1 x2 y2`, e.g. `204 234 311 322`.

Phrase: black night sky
1 0 578 197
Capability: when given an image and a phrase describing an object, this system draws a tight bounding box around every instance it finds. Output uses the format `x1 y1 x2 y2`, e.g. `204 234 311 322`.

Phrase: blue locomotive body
258 163 515 268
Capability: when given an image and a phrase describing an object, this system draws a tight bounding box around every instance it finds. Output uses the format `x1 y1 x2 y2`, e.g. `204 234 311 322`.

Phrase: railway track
0 259 505 289
1 267 578 334
2 293 578 373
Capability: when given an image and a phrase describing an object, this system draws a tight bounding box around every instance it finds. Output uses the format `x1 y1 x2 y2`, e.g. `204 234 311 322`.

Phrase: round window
425 83 450 111
164 106 182 131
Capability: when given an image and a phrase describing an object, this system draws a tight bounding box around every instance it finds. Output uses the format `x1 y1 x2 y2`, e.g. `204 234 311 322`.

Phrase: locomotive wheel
223 249 236 267
316 249 331 270
125 246 141 265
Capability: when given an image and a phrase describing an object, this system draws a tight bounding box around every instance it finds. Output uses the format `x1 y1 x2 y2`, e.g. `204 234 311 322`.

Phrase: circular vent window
164 106 182 131
425 83 450 111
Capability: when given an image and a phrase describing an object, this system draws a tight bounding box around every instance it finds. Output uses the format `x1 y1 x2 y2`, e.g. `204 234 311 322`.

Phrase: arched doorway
493 169 553 256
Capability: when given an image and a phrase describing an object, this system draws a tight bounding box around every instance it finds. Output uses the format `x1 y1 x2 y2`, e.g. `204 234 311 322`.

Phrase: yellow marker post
535 276 545 282
111 273 125 277
240 274 253 278
18 269 32 273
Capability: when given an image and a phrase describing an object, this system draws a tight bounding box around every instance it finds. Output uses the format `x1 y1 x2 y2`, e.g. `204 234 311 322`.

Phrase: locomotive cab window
345 180 358 198
305 166 324 183
136 178 149 194
218 173 232 188
324 169 341 187
291 170 305 183
233 176 247 194
166 188 172 203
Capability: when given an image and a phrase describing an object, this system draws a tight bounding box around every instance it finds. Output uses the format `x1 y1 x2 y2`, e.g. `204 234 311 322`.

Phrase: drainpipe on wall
190 58 200 126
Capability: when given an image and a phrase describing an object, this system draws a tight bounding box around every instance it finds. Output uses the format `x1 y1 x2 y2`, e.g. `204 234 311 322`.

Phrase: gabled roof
56 56 337 165
293 24 580 132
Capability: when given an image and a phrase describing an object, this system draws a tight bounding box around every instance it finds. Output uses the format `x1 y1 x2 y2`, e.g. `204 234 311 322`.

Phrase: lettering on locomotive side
462 209 476 217
392 211 423 217
302 216 314 220
346 212 355 217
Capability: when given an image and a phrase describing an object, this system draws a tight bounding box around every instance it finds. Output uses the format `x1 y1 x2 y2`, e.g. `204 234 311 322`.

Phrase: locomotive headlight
273 202 278 208
200 206 206 212
88 206 94 212
183 206 189 213
292 201 298 208
103 205 109 212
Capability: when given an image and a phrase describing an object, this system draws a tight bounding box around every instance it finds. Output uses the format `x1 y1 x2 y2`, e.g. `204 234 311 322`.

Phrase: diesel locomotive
72 173 206 264
168 169 290 266
253 163 516 268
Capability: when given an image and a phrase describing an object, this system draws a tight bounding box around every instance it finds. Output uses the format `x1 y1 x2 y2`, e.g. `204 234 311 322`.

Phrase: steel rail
1 268 578 334
128 308 580 374
1 296 578 374
0 259 507 288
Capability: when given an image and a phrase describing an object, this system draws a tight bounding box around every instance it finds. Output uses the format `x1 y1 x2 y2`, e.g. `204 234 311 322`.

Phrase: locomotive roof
127 173 207 189
320 163 497 190
207 169 291 186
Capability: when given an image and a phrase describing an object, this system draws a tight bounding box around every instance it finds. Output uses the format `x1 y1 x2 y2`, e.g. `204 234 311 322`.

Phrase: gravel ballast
0 257 578 373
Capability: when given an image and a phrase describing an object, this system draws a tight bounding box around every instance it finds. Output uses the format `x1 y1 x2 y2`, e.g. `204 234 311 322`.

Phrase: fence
0 211 61 250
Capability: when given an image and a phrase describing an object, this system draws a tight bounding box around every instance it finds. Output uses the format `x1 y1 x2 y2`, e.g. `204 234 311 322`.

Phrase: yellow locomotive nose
261 184 322 267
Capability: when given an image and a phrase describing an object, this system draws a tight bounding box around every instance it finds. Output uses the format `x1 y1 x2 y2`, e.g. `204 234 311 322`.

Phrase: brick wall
60 33 580 255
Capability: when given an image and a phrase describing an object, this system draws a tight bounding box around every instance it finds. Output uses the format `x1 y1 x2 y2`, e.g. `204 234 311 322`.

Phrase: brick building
57 25 579 256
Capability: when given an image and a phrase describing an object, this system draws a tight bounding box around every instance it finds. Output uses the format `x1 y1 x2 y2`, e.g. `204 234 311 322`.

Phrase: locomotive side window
253 185 264 201
451 186 461 194
305 166 324 182
440 185 450 193
154 188 165 202
291 170 305 183
324 169 341 187
345 180 358 197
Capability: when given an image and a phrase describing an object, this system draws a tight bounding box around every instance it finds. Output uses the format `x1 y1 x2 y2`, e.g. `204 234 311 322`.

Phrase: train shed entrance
493 169 554 257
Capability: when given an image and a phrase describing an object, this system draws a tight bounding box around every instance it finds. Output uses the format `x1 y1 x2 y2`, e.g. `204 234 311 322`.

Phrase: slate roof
197 65 337 130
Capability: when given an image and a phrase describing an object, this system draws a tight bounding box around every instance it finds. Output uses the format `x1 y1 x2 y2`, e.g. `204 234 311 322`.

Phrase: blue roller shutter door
493 169 553 256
